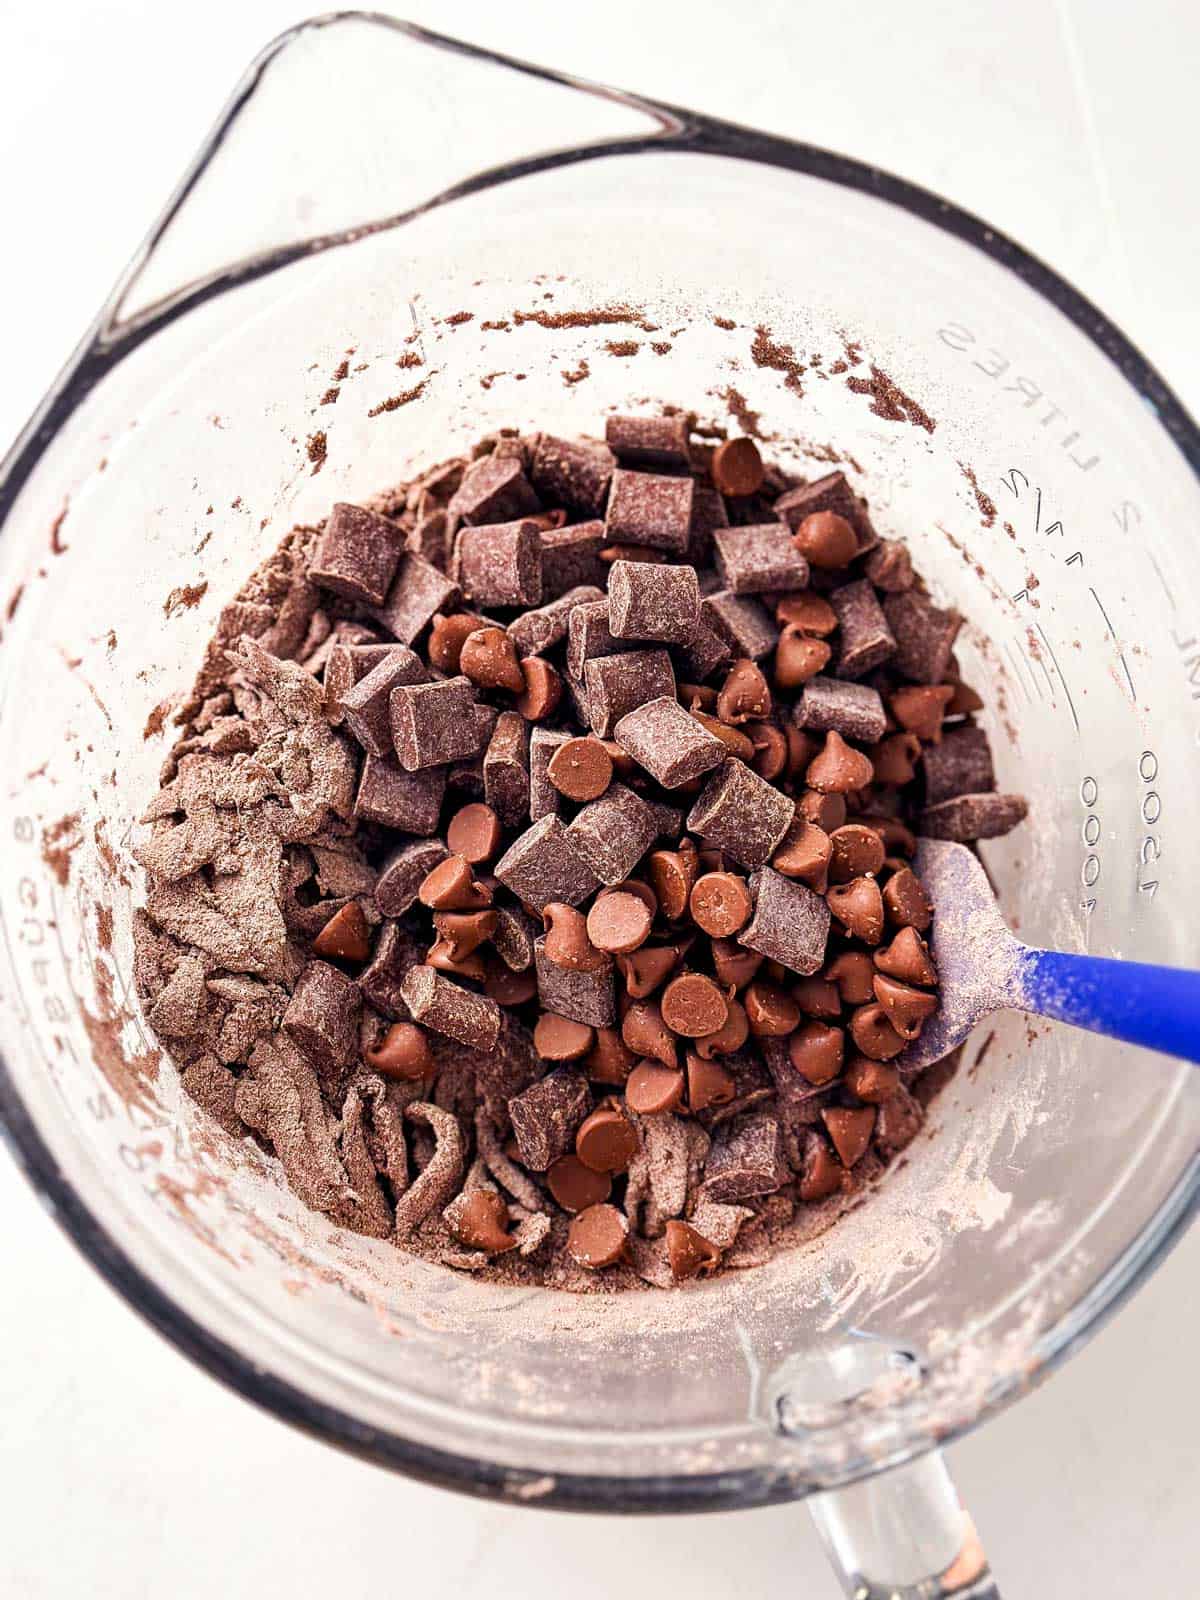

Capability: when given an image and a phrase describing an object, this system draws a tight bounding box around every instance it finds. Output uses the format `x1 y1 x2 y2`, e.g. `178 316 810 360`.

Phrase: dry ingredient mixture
133 415 1027 1290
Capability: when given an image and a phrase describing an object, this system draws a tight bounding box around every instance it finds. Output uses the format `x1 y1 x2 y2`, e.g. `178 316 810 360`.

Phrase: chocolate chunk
607 560 700 643
739 867 831 976
371 553 460 645
686 480 729 568
703 1115 787 1201
565 782 661 885
774 471 876 552
534 936 616 1028
529 435 614 517
375 838 449 917
673 617 732 681
830 580 895 679
400 963 501 1051
508 1069 593 1170
390 676 480 771
446 703 498 797
483 711 530 826
355 754 445 833
874 1086 925 1156
529 727 571 820
795 676 888 744
919 792 1028 841
454 519 543 607
864 539 914 592
605 469 694 553
448 453 540 525
358 920 425 1018
508 584 604 657
565 599 637 682
583 648 676 737
613 696 726 788
283 961 361 1088
686 758 794 868
605 414 691 469
492 903 540 971
493 814 601 911
323 642 395 725
408 506 450 566
539 525 607 598
701 590 779 661
921 723 995 804
713 526 809 595
339 646 428 756
309 502 403 607
883 590 963 684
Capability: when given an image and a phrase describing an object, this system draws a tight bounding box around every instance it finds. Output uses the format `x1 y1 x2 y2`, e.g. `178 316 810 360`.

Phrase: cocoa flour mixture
133 415 1026 1291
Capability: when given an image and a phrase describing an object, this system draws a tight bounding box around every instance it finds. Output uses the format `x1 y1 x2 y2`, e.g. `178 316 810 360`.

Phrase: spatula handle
1020 950 1200 1064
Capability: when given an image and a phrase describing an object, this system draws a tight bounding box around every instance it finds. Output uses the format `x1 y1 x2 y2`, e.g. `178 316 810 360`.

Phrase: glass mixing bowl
1 17 1197 1597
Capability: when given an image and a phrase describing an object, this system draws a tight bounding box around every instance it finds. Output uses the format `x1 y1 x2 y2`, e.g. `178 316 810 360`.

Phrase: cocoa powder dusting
605 340 640 357
368 381 428 417
959 462 997 526
846 366 937 433
306 431 328 473
750 325 805 394
163 582 208 618
42 813 83 887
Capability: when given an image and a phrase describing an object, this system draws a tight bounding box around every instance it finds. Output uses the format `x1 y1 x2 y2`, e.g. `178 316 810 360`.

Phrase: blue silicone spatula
899 838 1200 1071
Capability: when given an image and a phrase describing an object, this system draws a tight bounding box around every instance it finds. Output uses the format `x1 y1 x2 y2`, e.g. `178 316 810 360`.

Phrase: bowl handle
809 1449 1001 1598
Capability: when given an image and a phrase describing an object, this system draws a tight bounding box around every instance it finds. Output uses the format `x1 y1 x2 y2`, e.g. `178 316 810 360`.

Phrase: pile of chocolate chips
134 414 1026 1289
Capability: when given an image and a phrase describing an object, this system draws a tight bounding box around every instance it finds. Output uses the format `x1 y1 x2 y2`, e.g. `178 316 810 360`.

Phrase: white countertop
2 2 1197 1594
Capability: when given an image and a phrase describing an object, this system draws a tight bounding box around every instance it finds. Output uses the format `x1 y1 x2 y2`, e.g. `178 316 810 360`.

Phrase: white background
1 2 1198 1594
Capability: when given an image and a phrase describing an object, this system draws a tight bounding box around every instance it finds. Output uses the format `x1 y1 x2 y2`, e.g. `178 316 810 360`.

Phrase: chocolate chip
508 1069 592 1170
355 754 445 833
625 1061 686 1114
419 854 492 911
700 589 780 661
745 720 788 781
661 972 729 1037
534 935 616 1029
442 803 500 865
776 591 838 634
339 646 428 755
828 824 886 883
454 519 543 607
607 559 700 644
546 735 613 802
806 730 875 793
538 527 607 599
788 1019 845 1084
605 414 691 469
309 502 404 606
848 1002 906 1060
358 921 424 1017
586 1026 637 1085
775 628 832 690
691 710 755 761
371 552 461 645
509 585 604 657
883 590 963 684
576 1103 639 1173
547 1154 611 1212
433 908 497 963
685 1053 737 1110
823 1105 876 1166
541 903 607 972
830 580 896 679
702 1115 786 1201
826 875 885 944
389 676 480 771
922 724 996 804
711 938 763 991
792 975 841 1019
428 611 487 673
689 871 752 936
449 453 540 525
792 510 858 570
743 979 800 1037
400 964 501 1052
606 468 694 553
882 866 933 930
613 696 726 789
798 1132 844 1201
716 659 771 724
825 949 877 1005
283 961 361 1090
772 817 832 890
529 435 615 517
481 711 529 827
364 1021 435 1081
739 867 831 975
890 684 955 742
690 996 749 1058
795 676 887 744
774 471 876 551
494 815 601 911
514 657 563 722
872 732 922 785
565 781 661 886
711 437 765 498
874 1086 924 1156
583 648 676 737
621 997 678 1067
843 1055 901 1104
446 1190 518 1254
586 891 652 954
919 792 1028 841
566 1202 628 1268
874 926 937 986
797 787 847 830
687 758 794 869
374 839 449 918
713 525 809 594
459 626 525 693
872 973 938 1039
647 846 699 921
534 1012 595 1061
311 902 371 963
